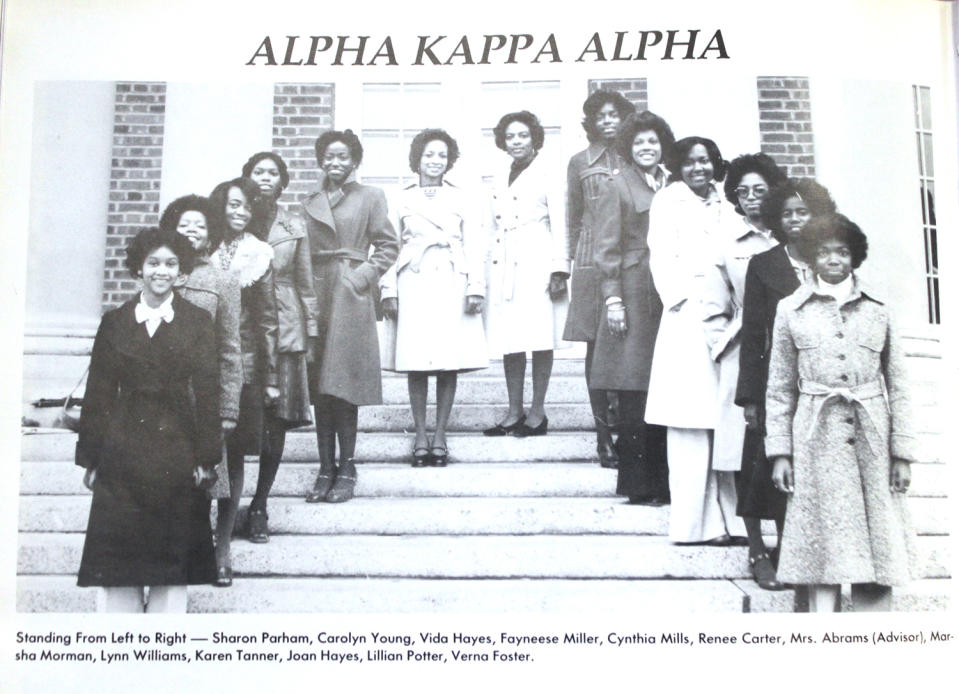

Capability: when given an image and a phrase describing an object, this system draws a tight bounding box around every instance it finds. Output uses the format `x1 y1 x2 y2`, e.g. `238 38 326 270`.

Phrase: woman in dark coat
242 152 318 541
564 90 635 467
590 110 673 504
76 227 219 612
302 129 399 503
208 176 279 586
735 178 836 580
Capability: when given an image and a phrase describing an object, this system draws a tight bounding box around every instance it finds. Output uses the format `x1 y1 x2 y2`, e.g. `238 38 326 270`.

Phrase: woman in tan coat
302 129 399 503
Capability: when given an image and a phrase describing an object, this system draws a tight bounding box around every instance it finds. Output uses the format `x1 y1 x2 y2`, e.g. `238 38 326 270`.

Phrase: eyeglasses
735 185 769 199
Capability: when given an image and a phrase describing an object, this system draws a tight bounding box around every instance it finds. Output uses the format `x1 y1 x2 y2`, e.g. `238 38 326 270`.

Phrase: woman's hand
548 272 568 301
82 468 97 491
193 466 217 491
606 302 627 337
264 386 280 407
381 297 398 321
771 456 793 494
890 458 911 494
743 404 760 431
221 418 237 434
464 295 484 315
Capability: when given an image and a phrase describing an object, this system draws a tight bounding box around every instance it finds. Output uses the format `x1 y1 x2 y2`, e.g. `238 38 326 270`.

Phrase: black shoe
483 415 526 436
597 441 618 468
429 446 448 467
214 566 233 588
305 467 335 503
247 508 269 543
412 447 430 468
514 416 548 438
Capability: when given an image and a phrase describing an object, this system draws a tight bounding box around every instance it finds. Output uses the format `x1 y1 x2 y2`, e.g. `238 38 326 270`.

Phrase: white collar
816 274 854 303
135 293 175 335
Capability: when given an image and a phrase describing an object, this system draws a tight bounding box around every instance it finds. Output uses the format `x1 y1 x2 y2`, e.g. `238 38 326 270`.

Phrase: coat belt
798 378 884 457
313 248 368 265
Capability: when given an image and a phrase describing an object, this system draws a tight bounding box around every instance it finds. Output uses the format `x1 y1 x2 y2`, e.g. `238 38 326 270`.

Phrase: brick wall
757 77 815 178
271 83 335 209
587 79 648 113
102 82 166 310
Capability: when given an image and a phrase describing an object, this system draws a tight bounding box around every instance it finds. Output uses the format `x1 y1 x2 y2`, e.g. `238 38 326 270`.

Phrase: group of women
75 89 917 612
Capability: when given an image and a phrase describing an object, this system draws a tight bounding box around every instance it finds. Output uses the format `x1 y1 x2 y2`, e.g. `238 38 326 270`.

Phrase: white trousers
666 427 746 543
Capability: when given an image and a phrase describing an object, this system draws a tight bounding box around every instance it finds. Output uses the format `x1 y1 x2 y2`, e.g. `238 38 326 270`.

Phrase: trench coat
733 244 803 519
380 181 488 373
645 181 735 428
302 172 399 406
266 203 319 425
485 152 570 355
76 295 219 587
765 278 919 586
563 142 626 342
701 217 777 470
589 163 663 391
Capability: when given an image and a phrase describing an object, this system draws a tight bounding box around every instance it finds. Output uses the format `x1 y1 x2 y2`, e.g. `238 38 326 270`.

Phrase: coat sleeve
293 219 320 338
701 249 736 361
545 164 571 276
647 190 688 311
379 198 401 301
190 310 222 470
75 313 119 469
215 272 242 421
591 173 625 300
566 154 583 262
882 313 917 462
352 187 399 292
254 265 280 388
735 257 767 407
764 302 799 458
462 187 487 297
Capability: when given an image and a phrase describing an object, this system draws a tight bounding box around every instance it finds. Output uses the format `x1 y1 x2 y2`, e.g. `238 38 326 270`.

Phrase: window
913 85 939 324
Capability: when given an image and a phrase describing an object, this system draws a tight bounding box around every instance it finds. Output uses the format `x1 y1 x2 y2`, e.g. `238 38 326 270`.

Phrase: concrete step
18 494 951 537
19 429 946 464
357 403 597 432
17 533 950 579
734 578 950 613
21 459 948 499
378 374 589 405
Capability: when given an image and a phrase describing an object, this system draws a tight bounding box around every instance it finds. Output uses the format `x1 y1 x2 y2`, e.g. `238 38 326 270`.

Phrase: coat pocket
855 324 886 352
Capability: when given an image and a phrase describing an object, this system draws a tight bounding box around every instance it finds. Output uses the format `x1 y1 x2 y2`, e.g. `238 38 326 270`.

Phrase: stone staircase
16 346 950 613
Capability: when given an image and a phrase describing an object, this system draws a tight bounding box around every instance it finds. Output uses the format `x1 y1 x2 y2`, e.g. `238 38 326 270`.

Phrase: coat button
846 438 855 445
493 260 498 265
836 332 844 339
838 354 846 360
845 418 854 424
839 374 848 381
612 168 620 175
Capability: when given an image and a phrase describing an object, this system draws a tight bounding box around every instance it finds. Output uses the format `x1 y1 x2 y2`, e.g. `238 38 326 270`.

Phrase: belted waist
313 248 368 265
799 378 884 457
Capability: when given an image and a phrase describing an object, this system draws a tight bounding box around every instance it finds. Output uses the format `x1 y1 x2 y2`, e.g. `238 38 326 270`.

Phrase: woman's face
419 139 449 181
504 120 534 162
631 129 663 172
781 195 812 244
814 237 853 284
225 186 253 234
250 157 283 197
321 141 355 185
680 143 714 196
595 102 621 142
734 172 770 222
141 245 180 301
176 210 209 252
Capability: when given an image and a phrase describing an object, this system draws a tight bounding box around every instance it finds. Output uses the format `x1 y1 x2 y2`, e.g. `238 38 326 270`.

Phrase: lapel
113 298 153 362
620 164 656 215
400 182 459 232
762 246 802 298
267 206 305 245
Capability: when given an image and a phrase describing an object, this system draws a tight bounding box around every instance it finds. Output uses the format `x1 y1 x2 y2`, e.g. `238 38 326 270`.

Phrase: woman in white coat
483 110 569 437
645 136 747 545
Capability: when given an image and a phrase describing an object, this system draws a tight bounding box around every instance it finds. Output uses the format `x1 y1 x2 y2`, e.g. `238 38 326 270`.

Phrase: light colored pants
666 427 746 543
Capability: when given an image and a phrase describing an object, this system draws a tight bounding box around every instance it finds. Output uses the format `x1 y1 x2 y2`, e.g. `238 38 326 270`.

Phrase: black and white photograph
1 0 957 689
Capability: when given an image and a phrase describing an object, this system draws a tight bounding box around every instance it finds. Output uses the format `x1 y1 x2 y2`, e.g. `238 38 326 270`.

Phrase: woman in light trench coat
483 110 569 438
301 129 399 504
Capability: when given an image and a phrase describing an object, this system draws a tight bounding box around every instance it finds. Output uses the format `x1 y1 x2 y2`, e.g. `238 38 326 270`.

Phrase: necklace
219 235 241 272
421 186 439 199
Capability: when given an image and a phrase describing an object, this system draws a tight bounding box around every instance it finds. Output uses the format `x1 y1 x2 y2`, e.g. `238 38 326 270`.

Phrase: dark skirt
274 351 313 428
614 390 670 501
736 425 787 522
231 383 264 456
563 265 603 342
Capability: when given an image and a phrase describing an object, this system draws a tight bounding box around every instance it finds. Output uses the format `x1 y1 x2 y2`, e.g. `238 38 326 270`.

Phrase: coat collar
302 171 358 232
619 163 656 213
585 141 612 167
792 273 884 309
757 245 802 297
213 232 273 288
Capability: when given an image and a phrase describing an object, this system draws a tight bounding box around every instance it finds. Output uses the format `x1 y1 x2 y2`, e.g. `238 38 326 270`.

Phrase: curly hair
241 151 290 191
667 136 726 184
615 110 676 169
408 128 460 174
797 213 869 269
124 227 196 279
722 153 787 213
208 177 265 240
158 195 222 252
581 89 635 142
314 129 364 166
761 178 838 244
492 110 545 152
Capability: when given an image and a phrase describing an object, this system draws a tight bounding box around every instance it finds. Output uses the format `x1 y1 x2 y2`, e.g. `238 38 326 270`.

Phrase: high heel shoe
429 445 448 467
483 414 526 436
247 508 269 543
597 441 618 469
214 565 233 588
326 459 356 503
412 447 431 468
305 466 335 503
514 415 548 438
